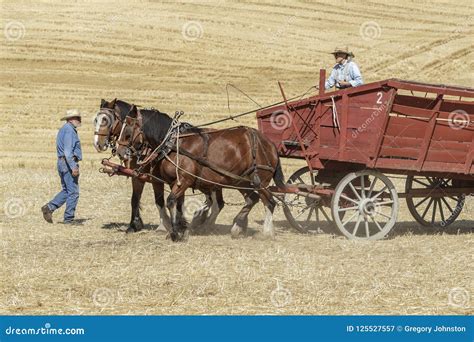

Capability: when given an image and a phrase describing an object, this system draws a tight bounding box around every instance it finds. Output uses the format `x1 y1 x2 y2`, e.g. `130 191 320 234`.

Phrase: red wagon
257 70 474 240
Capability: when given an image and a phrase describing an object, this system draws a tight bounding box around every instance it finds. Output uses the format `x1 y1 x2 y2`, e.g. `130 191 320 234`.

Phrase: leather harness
123 111 275 188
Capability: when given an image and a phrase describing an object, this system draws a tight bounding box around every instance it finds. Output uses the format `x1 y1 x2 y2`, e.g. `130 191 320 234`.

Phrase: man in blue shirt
325 47 364 90
42 109 83 225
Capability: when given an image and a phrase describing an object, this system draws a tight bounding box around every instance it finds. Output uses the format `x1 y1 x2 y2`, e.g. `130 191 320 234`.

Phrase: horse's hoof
126 226 137 234
231 224 244 239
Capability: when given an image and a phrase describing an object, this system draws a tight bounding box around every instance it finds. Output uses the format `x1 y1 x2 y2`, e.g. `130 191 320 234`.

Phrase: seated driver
325 47 363 90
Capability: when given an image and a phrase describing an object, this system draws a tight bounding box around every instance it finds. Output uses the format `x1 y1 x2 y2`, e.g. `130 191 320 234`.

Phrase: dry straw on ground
1 0 473 315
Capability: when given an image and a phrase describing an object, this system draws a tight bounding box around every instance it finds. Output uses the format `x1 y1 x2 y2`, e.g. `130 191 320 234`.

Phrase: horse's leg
127 178 145 233
230 191 259 239
205 189 224 226
190 192 212 230
167 183 190 242
152 181 171 232
258 188 276 240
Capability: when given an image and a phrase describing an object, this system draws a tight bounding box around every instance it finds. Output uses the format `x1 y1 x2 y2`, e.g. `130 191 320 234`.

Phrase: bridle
116 109 149 160
94 107 122 151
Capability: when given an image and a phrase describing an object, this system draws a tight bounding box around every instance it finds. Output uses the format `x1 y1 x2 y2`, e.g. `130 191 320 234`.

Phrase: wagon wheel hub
359 198 377 218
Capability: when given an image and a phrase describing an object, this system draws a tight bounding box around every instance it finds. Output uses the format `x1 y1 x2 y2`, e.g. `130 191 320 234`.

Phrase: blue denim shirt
56 122 82 170
325 60 364 90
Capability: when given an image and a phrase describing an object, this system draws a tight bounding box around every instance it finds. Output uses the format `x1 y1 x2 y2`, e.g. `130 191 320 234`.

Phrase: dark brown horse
93 99 223 232
115 105 285 242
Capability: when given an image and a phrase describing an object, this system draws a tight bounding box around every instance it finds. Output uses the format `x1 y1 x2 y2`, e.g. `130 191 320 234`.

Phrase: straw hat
330 47 355 58
61 109 82 121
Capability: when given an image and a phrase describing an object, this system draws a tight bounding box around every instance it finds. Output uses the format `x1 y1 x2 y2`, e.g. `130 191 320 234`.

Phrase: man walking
41 109 82 225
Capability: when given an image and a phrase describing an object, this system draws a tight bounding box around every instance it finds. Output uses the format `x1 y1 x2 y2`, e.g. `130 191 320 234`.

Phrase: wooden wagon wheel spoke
370 216 383 232
306 207 315 222
294 206 310 219
371 185 388 201
364 220 370 238
375 211 392 220
331 170 398 240
338 205 359 212
431 199 438 224
352 215 362 236
440 196 454 214
368 177 378 198
360 176 366 198
414 195 431 209
283 166 337 234
405 175 465 228
342 210 359 227
438 199 445 223
349 183 362 201
421 198 434 220
377 200 394 206
413 178 431 187
340 194 359 205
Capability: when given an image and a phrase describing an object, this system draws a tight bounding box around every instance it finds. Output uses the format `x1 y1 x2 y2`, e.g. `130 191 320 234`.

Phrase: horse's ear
109 98 117 108
128 105 138 118
100 99 107 108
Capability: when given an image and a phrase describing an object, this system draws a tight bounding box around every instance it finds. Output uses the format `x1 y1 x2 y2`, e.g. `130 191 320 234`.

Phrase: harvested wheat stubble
0 0 472 315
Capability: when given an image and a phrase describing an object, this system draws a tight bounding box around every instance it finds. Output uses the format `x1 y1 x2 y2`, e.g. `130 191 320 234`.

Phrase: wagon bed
257 74 474 178
257 71 473 239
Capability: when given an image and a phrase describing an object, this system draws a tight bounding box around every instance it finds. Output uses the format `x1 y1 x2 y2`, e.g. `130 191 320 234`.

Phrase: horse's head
93 98 120 152
116 105 144 161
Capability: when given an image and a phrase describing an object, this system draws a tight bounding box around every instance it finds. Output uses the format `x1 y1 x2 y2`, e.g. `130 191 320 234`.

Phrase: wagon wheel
282 166 334 234
331 170 399 240
405 176 465 228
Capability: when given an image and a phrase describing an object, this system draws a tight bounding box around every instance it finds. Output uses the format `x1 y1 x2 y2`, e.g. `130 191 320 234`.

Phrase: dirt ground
0 0 472 315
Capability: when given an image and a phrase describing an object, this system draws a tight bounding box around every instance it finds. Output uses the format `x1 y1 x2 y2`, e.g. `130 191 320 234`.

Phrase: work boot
59 220 83 226
41 204 53 223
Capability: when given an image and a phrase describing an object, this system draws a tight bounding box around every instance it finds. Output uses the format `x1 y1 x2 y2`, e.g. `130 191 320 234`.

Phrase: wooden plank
369 88 397 167
416 94 443 171
387 80 474 98
465 135 474 174
338 93 349 161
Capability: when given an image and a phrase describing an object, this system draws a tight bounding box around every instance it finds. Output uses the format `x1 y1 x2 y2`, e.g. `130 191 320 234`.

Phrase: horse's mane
140 110 201 146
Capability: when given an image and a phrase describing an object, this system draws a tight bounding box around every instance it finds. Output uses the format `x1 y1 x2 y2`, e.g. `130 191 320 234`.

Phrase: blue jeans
48 158 79 221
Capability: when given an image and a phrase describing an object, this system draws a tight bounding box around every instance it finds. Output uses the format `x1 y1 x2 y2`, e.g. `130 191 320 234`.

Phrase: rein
118 109 273 190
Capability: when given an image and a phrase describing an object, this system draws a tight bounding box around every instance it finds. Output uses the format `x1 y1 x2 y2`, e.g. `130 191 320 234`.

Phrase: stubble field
0 0 472 315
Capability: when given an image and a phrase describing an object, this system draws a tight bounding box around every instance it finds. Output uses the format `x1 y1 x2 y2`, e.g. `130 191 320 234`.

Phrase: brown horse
115 105 285 242
93 99 224 232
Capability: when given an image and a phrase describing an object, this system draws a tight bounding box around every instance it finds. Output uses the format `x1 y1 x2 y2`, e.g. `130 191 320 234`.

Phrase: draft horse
115 105 285 242
93 99 223 232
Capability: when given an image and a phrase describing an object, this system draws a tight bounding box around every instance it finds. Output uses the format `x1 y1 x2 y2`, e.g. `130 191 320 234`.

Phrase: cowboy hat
61 109 82 121
330 47 355 58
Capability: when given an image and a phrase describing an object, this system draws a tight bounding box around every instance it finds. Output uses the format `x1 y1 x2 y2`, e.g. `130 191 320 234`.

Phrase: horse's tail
273 158 286 188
